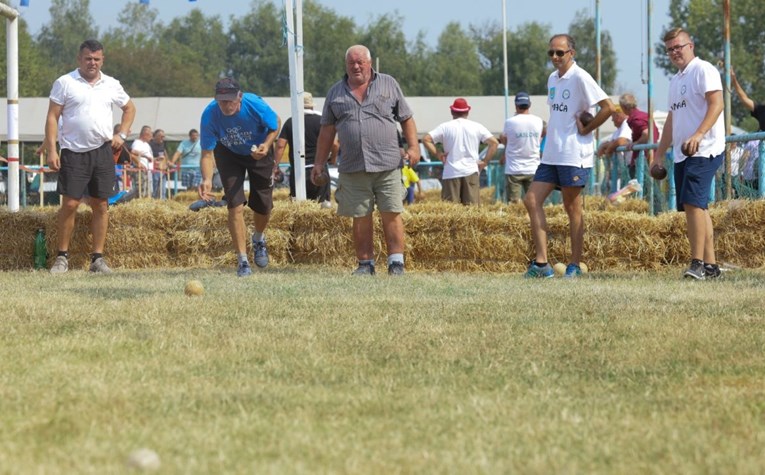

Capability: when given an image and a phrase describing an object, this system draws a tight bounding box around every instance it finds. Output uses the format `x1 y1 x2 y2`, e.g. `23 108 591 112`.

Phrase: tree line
0 0 763 128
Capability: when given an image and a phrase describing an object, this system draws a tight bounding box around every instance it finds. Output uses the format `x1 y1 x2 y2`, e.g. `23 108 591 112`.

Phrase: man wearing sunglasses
523 34 614 279
653 27 725 280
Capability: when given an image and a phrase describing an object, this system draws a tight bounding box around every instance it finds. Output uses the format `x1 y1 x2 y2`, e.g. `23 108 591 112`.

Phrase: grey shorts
335 169 405 217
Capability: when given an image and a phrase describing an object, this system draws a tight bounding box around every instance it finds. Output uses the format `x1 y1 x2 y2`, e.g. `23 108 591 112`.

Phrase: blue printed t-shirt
200 92 279 156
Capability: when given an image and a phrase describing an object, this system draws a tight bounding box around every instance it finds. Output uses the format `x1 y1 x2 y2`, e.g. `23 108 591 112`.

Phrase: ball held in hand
312 168 330 186
650 163 667 180
579 111 594 127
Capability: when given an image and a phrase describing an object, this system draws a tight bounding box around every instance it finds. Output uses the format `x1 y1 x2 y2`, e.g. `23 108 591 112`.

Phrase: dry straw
2 192 763 272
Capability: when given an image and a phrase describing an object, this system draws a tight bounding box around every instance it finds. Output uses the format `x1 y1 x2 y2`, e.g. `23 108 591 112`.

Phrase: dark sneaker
50 256 69 274
564 263 582 279
237 261 252 277
352 263 375 276
683 259 705 280
89 257 112 274
704 263 721 279
189 199 213 212
388 261 405 276
253 239 269 268
524 262 554 278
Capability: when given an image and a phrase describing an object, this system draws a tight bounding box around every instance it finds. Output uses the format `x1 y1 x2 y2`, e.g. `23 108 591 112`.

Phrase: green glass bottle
34 228 47 270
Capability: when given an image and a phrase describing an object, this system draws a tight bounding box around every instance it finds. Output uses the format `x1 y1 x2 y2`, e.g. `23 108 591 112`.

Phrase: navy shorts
674 153 723 212
57 142 115 199
533 163 591 188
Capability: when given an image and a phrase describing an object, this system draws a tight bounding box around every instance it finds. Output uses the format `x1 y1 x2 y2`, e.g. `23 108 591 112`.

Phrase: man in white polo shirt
423 98 499 205
44 39 136 274
523 33 614 278
654 27 725 280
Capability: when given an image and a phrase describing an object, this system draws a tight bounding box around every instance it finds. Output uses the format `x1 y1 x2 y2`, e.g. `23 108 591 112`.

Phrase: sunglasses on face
547 49 571 58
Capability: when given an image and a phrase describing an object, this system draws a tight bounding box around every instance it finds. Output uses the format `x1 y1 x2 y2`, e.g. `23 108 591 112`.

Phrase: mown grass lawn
1 267 763 474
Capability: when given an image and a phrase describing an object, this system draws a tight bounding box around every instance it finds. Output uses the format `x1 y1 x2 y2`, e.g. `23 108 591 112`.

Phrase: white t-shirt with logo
428 118 495 179
545 62 609 168
667 56 725 163
502 114 544 175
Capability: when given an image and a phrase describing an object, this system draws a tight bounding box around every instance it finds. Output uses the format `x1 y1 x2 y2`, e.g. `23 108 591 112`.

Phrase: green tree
300 0 358 96
567 9 617 92
429 22 482 96
36 0 98 76
657 0 765 128
227 0 286 95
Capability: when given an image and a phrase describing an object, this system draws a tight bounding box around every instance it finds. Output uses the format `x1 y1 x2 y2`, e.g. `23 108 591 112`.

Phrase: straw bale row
2 195 764 272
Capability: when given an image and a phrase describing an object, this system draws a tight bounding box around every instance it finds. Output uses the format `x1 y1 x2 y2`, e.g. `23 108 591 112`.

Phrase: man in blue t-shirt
171 128 202 188
199 78 280 277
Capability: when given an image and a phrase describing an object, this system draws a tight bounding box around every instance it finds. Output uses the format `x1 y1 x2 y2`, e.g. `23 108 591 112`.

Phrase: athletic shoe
564 263 582 278
89 257 112 274
352 263 375 276
237 261 252 277
524 262 554 278
253 239 269 268
387 261 405 276
704 263 721 279
683 259 705 280
50 256 69 274
320 200 333 209
189 199 213 212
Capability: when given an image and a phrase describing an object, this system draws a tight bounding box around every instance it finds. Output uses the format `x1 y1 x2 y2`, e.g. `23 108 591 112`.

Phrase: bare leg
380 212 404 255
253 211 270 235
684 204 706 261
523 181 556 263
352 215 375 261
89 197 109 254
561 186 585 264
56 195 81 252
227 204 247 255
702 209 716 264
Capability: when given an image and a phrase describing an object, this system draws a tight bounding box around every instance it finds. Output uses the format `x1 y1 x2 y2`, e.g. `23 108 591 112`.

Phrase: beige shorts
336 169 405 217
441 173 480 205
505 174 535 202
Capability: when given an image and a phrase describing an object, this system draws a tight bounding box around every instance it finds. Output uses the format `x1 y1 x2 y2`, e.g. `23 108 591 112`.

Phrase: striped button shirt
321 71 413 173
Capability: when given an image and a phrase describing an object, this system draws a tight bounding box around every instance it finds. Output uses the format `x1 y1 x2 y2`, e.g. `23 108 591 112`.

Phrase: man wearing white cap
423 98 499 205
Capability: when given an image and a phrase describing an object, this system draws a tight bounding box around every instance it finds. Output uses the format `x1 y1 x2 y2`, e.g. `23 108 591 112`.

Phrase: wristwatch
118 132 127 140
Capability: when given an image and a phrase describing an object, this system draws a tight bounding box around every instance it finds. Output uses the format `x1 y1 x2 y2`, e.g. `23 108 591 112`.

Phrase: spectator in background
44 39 136 274
619 93 660 178
131 125 154 197
401 160 422 205
731 68 765 131
500 91 545 203
149 128 167 198
597 105 632 191
171 128 202 190
524 33 614 279
199 77 281 277
311 44 420 276
423 98 498 205
274 92 333 204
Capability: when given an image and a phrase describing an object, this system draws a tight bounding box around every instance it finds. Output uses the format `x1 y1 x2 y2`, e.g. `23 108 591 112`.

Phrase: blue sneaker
564 263 582 278
253 239 269 268
524 262 554 278
237 261 252 277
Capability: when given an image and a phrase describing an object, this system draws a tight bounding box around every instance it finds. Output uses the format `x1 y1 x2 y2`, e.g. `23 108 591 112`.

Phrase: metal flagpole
284 0 306 200
502 0 509 120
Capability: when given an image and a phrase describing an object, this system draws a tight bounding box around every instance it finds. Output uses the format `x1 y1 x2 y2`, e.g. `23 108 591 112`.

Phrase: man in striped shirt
312 45 421 276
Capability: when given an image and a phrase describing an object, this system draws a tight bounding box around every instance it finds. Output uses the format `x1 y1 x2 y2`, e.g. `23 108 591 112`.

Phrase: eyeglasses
547 49 571 58
665 43 690 54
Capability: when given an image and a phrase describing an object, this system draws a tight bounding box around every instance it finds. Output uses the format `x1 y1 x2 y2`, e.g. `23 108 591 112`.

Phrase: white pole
284 0 306 200
502 0 509 120
1 4 20 212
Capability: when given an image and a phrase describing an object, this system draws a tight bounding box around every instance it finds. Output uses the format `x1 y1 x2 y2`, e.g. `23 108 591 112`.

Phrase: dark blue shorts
674 153 723 212
533 163 591 188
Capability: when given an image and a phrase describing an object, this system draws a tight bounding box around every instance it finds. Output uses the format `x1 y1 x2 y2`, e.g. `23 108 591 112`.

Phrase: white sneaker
50 256 68 274
89 257 112 274
321 200 333 209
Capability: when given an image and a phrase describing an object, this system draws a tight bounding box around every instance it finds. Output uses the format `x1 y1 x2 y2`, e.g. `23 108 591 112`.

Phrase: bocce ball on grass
184 280 205 297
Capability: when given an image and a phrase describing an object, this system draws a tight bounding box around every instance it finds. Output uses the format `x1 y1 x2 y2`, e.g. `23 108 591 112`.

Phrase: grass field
1 266 764 474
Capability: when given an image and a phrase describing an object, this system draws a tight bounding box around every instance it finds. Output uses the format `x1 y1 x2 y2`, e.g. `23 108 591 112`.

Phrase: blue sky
14 0 674 108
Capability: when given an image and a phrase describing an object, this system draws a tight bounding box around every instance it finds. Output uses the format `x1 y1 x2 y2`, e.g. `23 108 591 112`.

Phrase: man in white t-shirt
654 27 725 280
523 34 614 279
500 91 545 202
423 98 499 205
130 125 154 197
44 39 136 274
